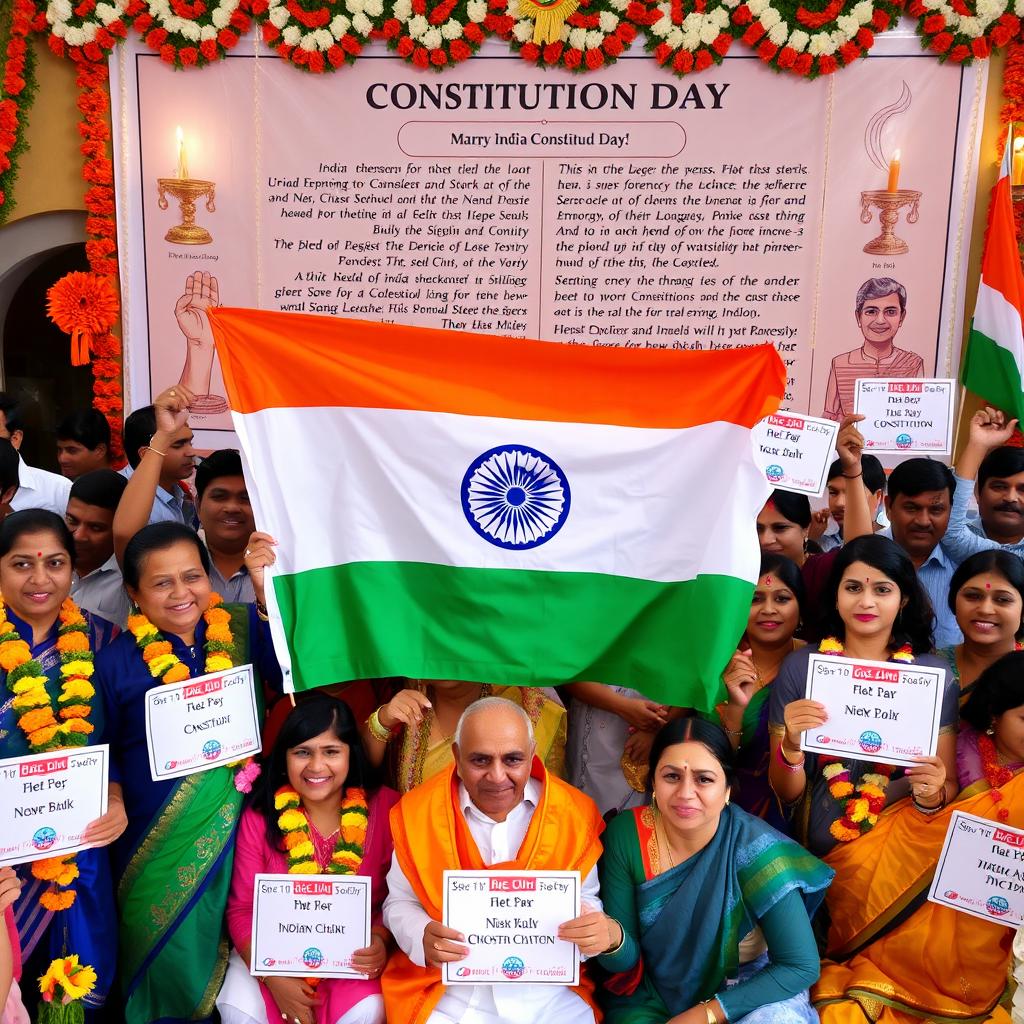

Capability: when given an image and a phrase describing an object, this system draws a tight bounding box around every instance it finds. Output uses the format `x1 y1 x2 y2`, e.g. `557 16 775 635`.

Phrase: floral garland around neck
275 785 369 874
1 594 96 911
127 593 260 792
980 732 1014 823
817 636 913 842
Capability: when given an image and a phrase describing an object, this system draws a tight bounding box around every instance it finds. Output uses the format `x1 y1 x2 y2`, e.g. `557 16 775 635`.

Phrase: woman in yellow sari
813 650 1024 1023
361 679 566 792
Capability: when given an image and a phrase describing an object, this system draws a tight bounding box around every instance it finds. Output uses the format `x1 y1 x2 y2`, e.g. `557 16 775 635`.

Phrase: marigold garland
46 271 120 367
383 0 506 66
2 595 96 911
127 594 259 788
730 0 903 78
45 0 142 60
908 0 1021 64
253 0 383 71
133 0 251 68
817 636 911 842
275 785 370 874
628 0 738 75
979 731 1014 823
508 0 638 69
0 0 44 226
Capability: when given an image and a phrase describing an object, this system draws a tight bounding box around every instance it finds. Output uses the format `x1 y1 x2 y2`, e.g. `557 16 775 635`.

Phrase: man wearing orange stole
382 696 613 1024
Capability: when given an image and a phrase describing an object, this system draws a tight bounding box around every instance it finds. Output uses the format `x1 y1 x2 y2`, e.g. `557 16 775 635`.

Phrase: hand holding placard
854 379 956 454
750 413 839 496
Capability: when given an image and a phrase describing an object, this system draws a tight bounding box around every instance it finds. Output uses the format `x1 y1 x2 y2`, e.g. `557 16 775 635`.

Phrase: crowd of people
1 383 1023 1024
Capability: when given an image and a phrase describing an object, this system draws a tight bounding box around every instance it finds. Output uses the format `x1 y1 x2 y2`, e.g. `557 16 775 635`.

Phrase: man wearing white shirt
0 394 71 516
383 697 615 1024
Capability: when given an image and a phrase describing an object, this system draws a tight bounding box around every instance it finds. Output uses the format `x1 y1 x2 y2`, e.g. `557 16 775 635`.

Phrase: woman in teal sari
0 510 123 1021
598 718 833 1023
95 522 281 1024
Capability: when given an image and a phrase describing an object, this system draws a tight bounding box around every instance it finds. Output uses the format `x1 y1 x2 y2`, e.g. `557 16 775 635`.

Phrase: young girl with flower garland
810 653 1024 1022
767 535 959 857
93 522 282 1024
218 694 398 1024
0 511 125 1023
937 549 1024 707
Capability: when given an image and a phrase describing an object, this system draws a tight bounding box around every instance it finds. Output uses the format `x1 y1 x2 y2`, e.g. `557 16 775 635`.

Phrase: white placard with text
751 412 840 497
0 746 109 867
928 811 1024 927
442 870 580 986
854 378 956 455
801 655 945 768
145 664 262 781
251 874 372 979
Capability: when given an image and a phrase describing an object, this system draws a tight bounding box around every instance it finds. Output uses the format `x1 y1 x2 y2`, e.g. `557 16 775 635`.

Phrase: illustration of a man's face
856 292 905 346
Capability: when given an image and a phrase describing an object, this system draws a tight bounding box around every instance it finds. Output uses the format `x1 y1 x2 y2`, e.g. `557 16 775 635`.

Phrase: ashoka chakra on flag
462 444 570 550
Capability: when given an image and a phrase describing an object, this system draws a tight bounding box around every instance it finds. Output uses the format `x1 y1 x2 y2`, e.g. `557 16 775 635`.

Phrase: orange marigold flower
0 639 31 670
142 640 173 661
57 632 90 653
162 663 190 683
32 856 73 881
19 708 57 733
205 608 231 626
205 624 232 643
63 719 94 735
46 272 120 337
283 831 307 850
59 704 91 720
207 594 223 608
28 725 59 746
40 889 76 911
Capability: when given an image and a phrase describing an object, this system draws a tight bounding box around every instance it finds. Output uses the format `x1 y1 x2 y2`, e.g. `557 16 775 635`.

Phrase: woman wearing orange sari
813 650 1024 1023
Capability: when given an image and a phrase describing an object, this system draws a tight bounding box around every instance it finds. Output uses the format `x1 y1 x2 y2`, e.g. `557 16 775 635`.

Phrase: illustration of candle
176 126 189 180
887 149 900 193
1013 136 1024 187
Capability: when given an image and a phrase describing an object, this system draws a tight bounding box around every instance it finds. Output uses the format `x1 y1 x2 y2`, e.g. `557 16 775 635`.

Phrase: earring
651 793 658 810
725 794 730 805
987 726 996 736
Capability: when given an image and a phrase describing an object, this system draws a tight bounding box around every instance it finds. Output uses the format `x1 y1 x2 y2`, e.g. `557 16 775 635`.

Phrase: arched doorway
0 212 94 472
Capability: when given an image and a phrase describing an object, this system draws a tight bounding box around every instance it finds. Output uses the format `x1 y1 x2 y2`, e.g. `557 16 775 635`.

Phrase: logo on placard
462 445 570 550
164 760 177 770
987 896 1011 917
455 967 472 978
202 739 222 761
302 948 324 969
262 958 276 967
858 730 883 754
32 827 57 851
944 890 959 900
764 464 785 483
501 956 525 979
815 735 831 745
896 433 913 449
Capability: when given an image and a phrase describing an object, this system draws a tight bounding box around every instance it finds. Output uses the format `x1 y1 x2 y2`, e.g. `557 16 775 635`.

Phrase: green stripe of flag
272 561 752 710
963 324 1024 426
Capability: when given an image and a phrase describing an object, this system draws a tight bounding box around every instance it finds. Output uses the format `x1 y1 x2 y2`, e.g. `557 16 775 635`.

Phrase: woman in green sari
598 718 833 1023
95 523 281 1024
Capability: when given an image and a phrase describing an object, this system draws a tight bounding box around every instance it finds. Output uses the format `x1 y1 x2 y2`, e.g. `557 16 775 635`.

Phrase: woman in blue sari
0 510 124 1021
598 718 833 1023
94 522 281 1024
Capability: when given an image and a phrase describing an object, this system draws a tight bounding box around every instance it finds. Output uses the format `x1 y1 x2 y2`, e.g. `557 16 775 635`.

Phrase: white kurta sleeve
382 848 434 969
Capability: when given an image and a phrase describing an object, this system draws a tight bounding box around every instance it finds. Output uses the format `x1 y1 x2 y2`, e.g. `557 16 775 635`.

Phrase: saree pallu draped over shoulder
814 777 1024 1024
116 602 254 1024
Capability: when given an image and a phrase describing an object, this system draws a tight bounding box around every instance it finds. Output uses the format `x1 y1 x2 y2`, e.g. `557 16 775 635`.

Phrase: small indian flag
209 309 784 709
961 129 1024 425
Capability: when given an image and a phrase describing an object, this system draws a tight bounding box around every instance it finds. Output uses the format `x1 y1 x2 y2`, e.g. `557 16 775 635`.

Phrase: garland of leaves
0 0 43 226
133 0 252 68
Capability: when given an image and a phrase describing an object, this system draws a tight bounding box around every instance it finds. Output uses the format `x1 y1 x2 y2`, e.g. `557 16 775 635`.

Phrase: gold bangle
367 707 392 743
143 444 166 458
702 1001 718 1024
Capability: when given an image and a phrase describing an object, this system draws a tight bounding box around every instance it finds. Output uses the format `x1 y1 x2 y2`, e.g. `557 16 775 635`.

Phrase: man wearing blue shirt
882 458 961 648
942 406 1024 564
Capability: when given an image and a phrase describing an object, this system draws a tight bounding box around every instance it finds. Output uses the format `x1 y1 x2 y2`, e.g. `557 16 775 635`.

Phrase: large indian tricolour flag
961 131 1024 425
209 309 784 710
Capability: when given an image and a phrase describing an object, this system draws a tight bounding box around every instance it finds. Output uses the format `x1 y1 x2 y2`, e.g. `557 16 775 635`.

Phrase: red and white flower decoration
382 0 505 67
134 0 252 68
629 0 737 75
46 0 141 60
732 0 902 77
909 0 1021 62
508 0 639 68
255 0 385 70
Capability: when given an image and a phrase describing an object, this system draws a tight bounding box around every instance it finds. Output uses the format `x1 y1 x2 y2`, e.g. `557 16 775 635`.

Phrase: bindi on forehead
764 575 773 586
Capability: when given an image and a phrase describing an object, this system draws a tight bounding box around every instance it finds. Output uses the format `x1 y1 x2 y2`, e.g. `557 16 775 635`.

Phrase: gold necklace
654 808 677 869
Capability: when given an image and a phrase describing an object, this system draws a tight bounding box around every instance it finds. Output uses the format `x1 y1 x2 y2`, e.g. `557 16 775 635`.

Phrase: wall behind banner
111 34 986 446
